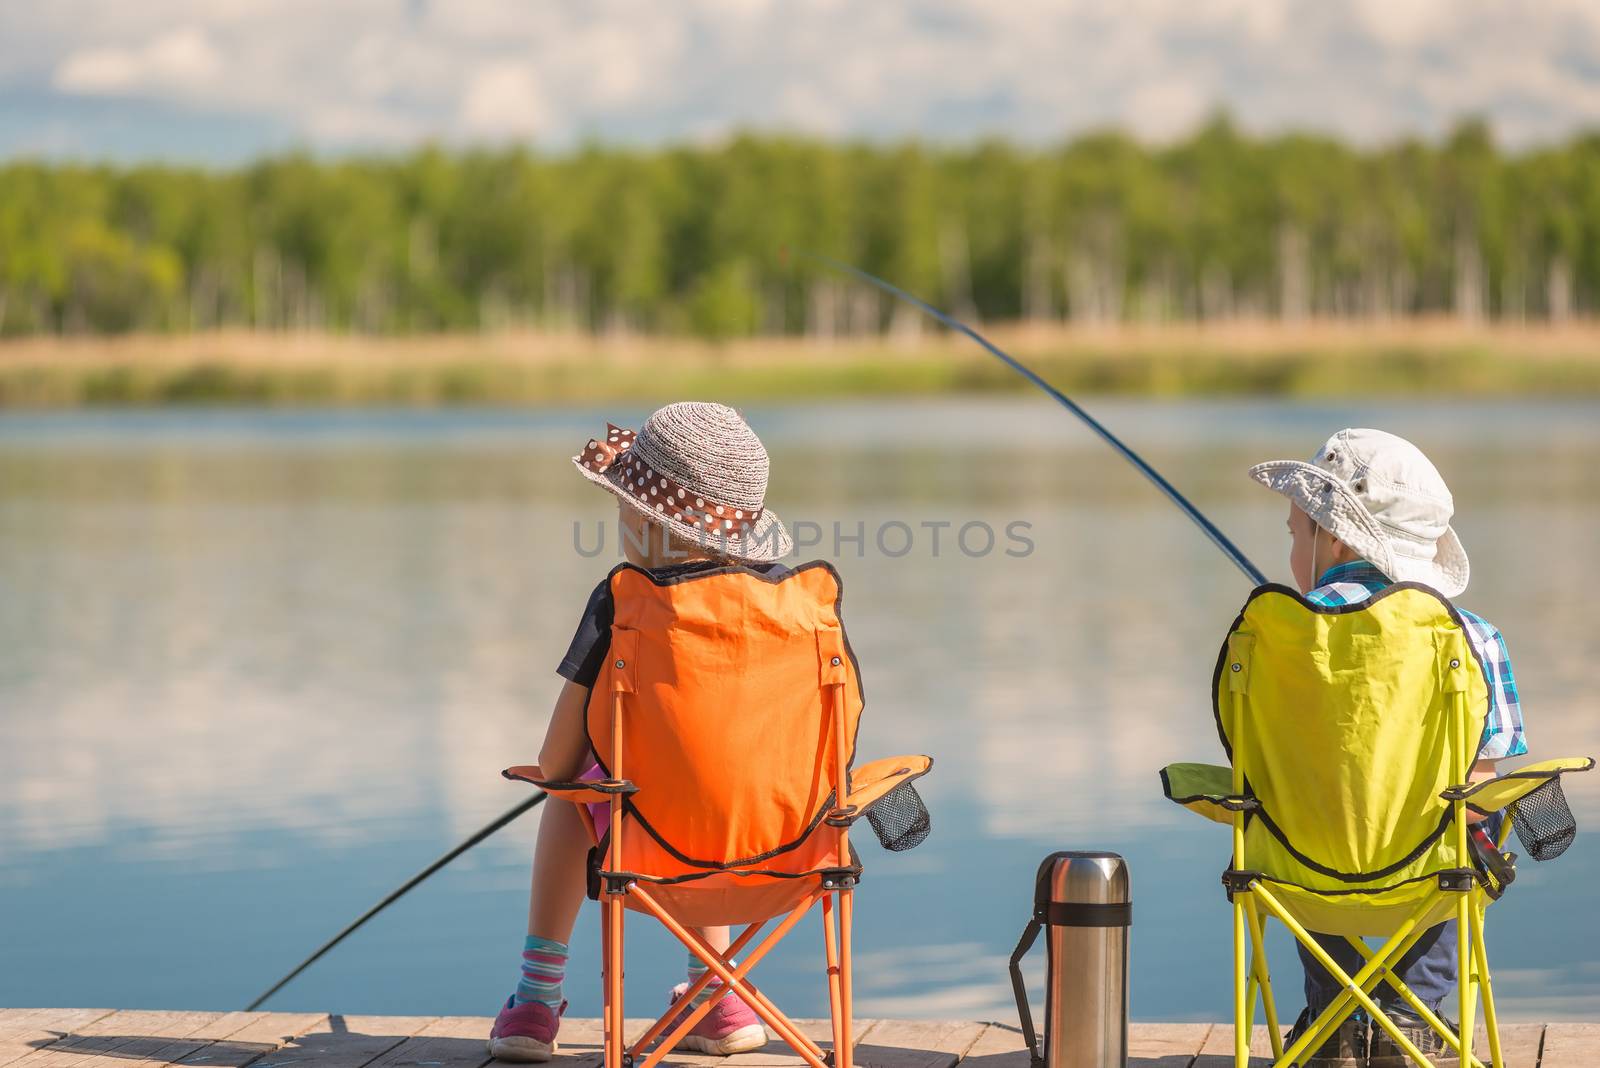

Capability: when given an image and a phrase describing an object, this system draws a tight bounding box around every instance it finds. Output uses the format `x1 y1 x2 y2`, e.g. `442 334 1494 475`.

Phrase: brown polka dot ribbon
576 423 764 542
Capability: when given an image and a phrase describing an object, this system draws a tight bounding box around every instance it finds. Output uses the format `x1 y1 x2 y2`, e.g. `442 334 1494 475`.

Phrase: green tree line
2 117 1598 340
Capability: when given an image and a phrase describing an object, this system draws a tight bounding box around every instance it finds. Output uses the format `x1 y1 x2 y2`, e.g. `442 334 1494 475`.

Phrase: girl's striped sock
515 935 568 1011
687 953 731 1007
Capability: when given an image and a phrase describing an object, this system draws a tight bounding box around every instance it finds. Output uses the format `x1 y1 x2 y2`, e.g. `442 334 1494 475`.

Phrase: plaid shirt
1307 560 1527 760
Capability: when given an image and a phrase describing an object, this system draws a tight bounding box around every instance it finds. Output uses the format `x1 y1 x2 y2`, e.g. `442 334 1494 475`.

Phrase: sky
3 0 1599 164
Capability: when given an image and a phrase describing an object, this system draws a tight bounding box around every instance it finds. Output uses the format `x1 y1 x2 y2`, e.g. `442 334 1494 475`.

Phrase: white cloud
774 84 847 136
1351 0 1455 48
9 0 1600 159
1124 80 1212 142
459 61 548 139
54 25 222 94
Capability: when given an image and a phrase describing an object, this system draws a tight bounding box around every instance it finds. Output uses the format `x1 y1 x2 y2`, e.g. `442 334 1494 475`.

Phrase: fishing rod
793 250 1269 586
247 790 548 1010
251 256 1259 1007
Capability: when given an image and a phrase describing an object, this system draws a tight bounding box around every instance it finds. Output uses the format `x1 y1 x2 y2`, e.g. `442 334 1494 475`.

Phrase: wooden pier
1 1010 1596 1068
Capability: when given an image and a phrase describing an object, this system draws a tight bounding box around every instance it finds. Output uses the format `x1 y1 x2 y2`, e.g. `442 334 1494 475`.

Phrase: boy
1247 428 1525 1068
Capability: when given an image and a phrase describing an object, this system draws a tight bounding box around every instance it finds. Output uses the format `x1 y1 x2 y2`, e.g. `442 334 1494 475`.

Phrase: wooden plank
185 1015 327 1045
967 1021 1210 1068
952 1023 1030 1068
0 1014 111 1040
1538 1023 1600 1068
725 1018 880 1067
555 1017 748 1068
1130 1023 1214 1067
362 1017 492 1068
534 1016 604 1068
1470 1023 1544 1068
40 1012 221 1041
362 1031 489 1068
414 1021 490 1041
550 1013 877 1068
0 1011 118 1068
8 1011 221 1059
82 1011 235 1068
851 1020 989 1068
238 1016 436 1068
955 1019 1524 1068
0 1011 117 1039
177 1014 331 1068
549 1017 716 1068
1191 1024 1275 1068
6 1012 226 1068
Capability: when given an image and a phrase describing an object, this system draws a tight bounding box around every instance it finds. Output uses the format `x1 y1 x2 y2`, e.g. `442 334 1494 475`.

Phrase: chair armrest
503 763 545 785
1160 762 1258 826
827 754 932 825
1440 756 1593 814
503 764 638 806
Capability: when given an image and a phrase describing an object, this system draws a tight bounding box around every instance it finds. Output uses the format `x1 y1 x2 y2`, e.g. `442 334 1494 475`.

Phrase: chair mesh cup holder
1511 776 1578 862
865 780 932 852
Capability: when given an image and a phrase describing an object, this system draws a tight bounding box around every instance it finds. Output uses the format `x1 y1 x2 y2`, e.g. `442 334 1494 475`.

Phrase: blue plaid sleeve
1459 610 1527 761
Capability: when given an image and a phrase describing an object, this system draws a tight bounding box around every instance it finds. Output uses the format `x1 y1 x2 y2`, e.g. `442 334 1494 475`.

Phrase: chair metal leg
607 893 626 1068
1338 932 1485 1068
823 893 848 1068
838 889 855 1068
1244 898 1282 1061
1227 691 1251 1068
1471 907 1504 1068
1458 897 1474 1068
628 921 765 1058
1233 895 1250 1068
1284 916 1457 1066
1254 882 1441 1068
601 906 615 1066
1339 931 1486 1068
629 886 828 1068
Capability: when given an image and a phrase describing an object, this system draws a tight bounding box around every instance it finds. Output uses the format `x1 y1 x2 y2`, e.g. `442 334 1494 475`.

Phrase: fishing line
247 790 547 1010
791 250 1269 586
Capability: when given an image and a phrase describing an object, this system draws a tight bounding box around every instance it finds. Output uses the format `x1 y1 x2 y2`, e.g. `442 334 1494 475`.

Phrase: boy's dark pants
1299 921 1458 1018
1299 814 1502 1021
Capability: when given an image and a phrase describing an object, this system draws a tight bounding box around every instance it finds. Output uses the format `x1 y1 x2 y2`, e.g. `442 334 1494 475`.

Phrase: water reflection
0 400 1595 1019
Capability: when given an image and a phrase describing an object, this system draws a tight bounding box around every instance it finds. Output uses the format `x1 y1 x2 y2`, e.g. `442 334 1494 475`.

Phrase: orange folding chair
504 561 933 1068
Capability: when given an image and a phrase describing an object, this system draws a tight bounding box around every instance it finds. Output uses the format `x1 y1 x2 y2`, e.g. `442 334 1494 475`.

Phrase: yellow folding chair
1160 583 1592 1068
506 561 933 1068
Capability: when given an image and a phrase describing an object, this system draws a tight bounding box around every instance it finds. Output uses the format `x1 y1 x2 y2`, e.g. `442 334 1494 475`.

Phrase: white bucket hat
1248 428 1470 598
572 401 792 562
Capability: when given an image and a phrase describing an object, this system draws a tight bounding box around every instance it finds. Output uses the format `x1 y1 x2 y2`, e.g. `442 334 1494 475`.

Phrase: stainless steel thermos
1010 851 1132 1068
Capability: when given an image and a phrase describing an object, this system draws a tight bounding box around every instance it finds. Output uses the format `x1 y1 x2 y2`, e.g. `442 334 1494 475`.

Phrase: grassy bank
2 322 1600 406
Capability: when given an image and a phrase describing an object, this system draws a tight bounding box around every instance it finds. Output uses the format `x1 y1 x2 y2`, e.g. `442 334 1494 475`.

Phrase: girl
490 402 793 1062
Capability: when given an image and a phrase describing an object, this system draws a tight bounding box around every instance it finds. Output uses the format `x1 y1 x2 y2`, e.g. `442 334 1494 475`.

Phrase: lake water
2 398 1597 1023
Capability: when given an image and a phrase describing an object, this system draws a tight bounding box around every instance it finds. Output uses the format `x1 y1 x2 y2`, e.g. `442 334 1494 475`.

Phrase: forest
2 117 1598 340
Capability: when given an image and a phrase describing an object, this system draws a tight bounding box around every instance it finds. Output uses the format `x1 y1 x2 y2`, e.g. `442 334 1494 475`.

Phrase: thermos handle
1008 917 1046 1068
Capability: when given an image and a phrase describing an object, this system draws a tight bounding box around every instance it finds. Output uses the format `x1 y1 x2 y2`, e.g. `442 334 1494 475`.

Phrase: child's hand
1465 759 1499 824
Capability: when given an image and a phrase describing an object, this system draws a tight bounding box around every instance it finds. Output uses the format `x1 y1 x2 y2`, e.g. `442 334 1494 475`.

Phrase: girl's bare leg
526 800 590 940
525 800 730 971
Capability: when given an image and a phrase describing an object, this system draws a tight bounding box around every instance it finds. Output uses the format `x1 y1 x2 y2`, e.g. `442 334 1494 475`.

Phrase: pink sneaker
667 981 768 1055
488 996 564 1062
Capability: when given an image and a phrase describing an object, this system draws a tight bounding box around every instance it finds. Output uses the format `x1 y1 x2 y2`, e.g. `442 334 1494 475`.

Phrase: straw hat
573 402 792 562
1248 428 1470 598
